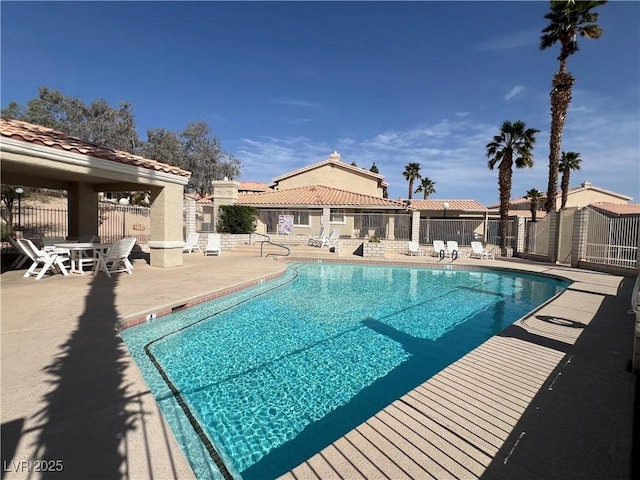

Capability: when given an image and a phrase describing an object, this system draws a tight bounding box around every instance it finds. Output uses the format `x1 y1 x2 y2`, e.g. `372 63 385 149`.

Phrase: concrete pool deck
1 245 637 479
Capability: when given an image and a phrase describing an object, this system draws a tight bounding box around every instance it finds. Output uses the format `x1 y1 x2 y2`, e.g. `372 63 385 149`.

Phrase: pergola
0 118 190 268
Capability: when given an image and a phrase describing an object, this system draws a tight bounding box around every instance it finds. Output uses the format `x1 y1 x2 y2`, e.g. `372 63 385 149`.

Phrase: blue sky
2 1 639 205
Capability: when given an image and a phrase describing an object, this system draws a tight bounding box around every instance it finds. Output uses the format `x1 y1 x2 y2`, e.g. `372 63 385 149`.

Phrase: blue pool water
122 263 569 479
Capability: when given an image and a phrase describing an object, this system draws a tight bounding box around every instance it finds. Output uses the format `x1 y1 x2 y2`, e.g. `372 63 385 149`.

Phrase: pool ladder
250 233 290 257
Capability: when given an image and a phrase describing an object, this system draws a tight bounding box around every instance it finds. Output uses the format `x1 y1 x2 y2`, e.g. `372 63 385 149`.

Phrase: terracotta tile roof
409 199 488 212
238 181 272 192
272 155 385 183
237 185 407 209
0 118 191 178
589 202 640 216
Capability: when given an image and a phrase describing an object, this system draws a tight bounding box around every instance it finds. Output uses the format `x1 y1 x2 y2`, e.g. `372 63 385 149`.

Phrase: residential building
490 181 633 218
271 151 388 198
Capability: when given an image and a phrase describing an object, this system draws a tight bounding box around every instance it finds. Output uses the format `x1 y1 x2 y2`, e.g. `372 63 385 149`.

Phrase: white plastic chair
431 240 446 257
94 237 137 278
446 240 460 258
318 229 340 248
8 236 29 269
470 241 495 260
18 238 70 280
183 232 202 254
308 226 326 246
204 233 221 256
407 241 424 256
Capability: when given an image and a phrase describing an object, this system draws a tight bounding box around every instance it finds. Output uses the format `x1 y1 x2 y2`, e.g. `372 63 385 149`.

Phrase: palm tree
402 163 421 200
487 121 539 254
525 188 544 222
540 0 605 212
558 151 582 209
415 177 436 199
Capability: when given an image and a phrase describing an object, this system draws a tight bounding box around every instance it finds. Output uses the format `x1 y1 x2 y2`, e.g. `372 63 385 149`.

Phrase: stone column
571 208 589 268
411 210 421 243
322 207 331 231
184 196 196 237
67 182 98 239
548 211 560 263
514 216 526 254
148 183 185 268
211 178 240 232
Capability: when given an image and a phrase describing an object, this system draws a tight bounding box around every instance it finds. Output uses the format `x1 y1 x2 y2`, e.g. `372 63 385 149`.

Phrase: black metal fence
1 202 151 244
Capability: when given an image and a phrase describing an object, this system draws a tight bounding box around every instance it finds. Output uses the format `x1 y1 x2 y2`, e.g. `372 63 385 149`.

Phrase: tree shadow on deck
29 274 134 478
0 271 177 478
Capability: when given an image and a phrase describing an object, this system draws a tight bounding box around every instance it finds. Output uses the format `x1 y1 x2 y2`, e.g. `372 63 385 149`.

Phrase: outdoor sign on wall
278 215 294 234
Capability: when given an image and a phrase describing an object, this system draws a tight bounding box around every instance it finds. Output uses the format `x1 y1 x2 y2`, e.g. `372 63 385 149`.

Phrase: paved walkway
1 246 637 479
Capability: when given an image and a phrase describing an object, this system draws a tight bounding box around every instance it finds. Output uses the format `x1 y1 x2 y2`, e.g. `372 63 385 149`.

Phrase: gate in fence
584 207 639 269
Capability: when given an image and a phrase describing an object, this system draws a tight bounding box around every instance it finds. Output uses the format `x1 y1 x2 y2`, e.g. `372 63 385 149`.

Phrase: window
291 211 309 226
330 209 345 223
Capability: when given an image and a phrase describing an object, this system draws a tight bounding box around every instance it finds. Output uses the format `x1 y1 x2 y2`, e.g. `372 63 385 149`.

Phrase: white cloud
504 85 526 101
475 29 539 51
233 99 639 205
269 98 321 108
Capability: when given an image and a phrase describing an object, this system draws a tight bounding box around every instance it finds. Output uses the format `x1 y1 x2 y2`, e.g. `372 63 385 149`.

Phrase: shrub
216 205 258 234
0 222 14 241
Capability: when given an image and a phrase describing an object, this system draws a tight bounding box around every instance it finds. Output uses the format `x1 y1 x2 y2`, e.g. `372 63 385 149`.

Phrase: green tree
402 162 421 200
558 151 582 209
1 87 140 152
2 87 241 195
486 121 539 253
540 0 605 212
525 188 544 222
0 185 20 229
216 205 258 233
141 123 241 196
414 177 436 199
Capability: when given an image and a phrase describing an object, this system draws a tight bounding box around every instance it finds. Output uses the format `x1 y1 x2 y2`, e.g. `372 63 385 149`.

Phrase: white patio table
54 242 110 275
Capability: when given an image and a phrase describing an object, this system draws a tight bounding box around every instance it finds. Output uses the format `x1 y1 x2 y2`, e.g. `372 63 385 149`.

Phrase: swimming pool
121 262 569 479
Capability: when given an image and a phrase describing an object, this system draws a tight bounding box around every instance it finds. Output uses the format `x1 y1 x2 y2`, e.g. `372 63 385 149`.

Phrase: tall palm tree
525 188 544 222
558 151 582 209
402 163 421 200
540 0 605 212
487 120 539 253
415 177 436 199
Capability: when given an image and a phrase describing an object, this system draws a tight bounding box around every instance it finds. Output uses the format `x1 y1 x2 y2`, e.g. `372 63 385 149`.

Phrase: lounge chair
446 241 463 258
183 232 202 254
431 240 446 258
18 238 71 280
308 226 326 246
8 236 30 269
94 237 137 278
204 233 222 256
470 241 495 260
407 241 424 256
318 229 340 248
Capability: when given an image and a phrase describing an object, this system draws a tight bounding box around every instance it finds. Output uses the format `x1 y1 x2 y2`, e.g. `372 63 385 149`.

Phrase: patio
1 247 637 479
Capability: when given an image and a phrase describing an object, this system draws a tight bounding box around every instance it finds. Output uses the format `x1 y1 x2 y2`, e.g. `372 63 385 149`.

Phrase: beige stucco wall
564 189 630 208
276 164 383 197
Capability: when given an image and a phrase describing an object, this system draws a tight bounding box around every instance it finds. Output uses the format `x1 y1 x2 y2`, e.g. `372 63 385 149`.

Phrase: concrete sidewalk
1 247 637 479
